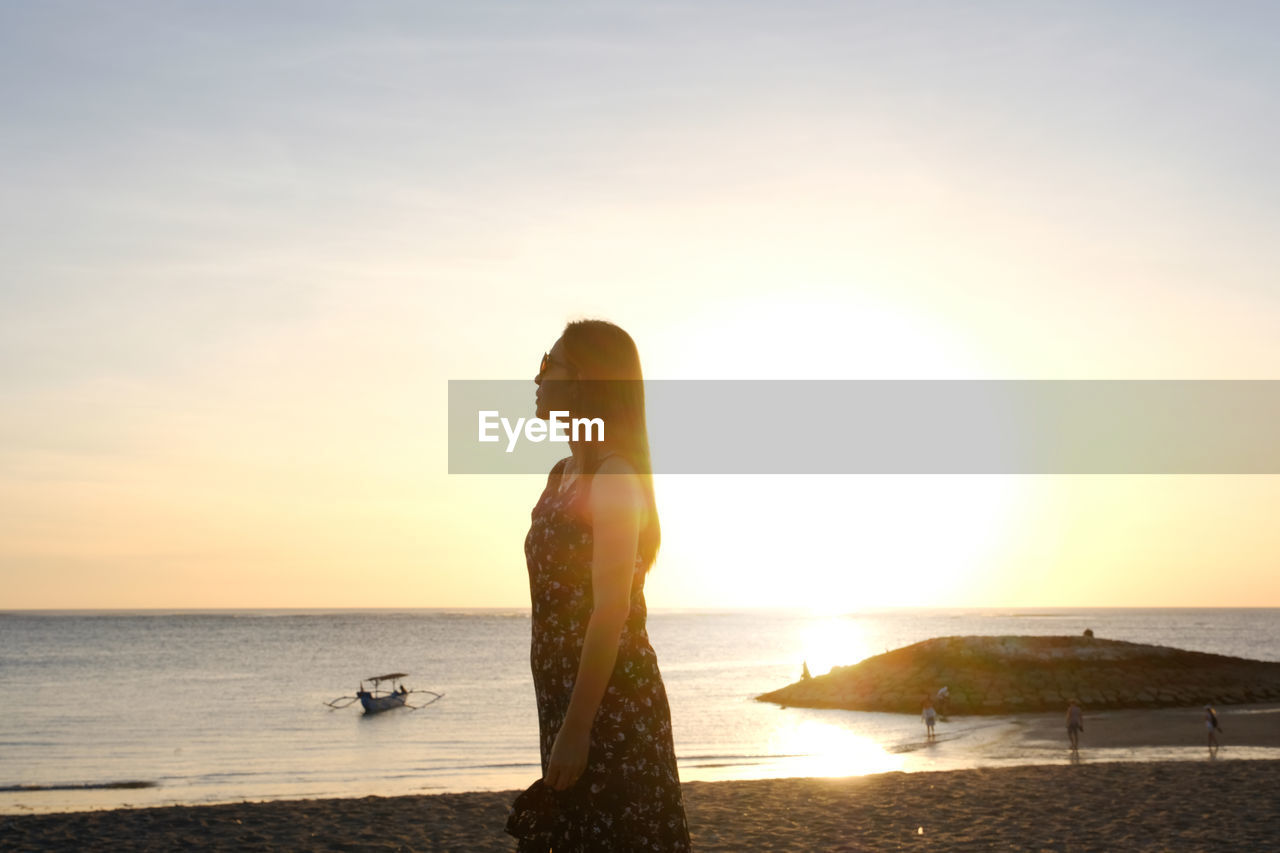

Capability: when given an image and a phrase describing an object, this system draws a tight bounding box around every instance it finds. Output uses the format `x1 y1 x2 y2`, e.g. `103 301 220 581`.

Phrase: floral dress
523 455 691 852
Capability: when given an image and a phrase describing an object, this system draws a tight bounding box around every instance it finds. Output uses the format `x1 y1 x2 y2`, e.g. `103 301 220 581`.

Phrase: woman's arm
543 456 645 791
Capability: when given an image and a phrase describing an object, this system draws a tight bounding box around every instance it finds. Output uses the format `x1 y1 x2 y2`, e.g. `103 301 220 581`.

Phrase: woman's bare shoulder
589 454 644 518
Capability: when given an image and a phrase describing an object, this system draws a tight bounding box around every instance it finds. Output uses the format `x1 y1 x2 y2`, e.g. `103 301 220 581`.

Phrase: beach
2 759 1277 851
6 616 1280 850
6 704 1279 851
7 610 1277 815
1009 702 1280 752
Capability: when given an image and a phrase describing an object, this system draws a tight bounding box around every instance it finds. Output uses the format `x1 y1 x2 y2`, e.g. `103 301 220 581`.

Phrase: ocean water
1 608 1277 814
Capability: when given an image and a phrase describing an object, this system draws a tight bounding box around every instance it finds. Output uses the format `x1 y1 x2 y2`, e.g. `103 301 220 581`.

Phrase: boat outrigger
325 673 444 714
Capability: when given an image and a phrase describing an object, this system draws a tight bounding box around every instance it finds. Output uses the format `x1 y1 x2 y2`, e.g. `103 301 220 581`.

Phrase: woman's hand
544 720 591 791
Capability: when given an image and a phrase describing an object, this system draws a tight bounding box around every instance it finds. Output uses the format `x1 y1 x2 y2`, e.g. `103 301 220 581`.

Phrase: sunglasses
538 352 573 379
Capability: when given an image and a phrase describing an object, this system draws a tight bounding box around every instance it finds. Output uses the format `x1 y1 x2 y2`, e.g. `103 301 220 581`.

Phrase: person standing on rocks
1066 700 1084 751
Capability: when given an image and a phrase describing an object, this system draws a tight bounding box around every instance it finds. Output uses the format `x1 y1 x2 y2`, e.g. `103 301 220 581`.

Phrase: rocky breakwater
757 635 1280 715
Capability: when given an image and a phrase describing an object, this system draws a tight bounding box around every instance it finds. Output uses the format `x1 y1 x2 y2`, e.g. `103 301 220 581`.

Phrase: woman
522 319 691 851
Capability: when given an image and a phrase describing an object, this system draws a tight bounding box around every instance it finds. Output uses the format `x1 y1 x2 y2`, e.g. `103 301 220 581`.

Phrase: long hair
559 319 661 572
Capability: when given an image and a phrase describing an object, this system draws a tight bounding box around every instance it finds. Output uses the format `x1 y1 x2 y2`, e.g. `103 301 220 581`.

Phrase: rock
756 635 1280 716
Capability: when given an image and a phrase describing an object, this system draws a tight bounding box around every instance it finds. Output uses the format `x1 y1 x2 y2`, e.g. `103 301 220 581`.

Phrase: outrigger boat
325 673 444 714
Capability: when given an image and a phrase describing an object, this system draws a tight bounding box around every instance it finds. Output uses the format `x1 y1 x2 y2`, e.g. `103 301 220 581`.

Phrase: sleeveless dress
523 455 691 852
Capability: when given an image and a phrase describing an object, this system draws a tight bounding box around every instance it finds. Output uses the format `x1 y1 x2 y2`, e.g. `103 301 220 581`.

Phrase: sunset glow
3 4 1278 610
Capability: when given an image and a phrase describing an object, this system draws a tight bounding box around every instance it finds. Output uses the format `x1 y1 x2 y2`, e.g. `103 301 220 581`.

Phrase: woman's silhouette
522 319 691 851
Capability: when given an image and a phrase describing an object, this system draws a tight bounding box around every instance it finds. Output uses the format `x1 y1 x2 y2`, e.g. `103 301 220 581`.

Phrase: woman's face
534 336 575 420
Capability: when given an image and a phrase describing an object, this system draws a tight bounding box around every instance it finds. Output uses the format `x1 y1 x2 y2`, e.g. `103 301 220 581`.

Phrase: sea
2 608 1278 815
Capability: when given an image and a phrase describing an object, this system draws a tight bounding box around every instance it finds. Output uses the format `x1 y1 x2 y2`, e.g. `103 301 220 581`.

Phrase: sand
5 705 1279 851
2 759 1276 852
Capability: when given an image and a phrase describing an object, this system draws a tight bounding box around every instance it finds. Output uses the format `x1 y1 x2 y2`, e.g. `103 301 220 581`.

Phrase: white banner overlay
448 380 1280 474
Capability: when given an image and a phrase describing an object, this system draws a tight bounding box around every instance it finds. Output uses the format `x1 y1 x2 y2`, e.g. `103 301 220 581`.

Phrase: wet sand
1009 702 1280 750
2 759 1276 852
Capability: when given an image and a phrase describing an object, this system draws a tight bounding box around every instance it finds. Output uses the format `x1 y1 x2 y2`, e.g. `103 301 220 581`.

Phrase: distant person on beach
936 685 950 717
518 320 690 850
1066 700 1084 751
923 699 937 740
1205 705 1222 750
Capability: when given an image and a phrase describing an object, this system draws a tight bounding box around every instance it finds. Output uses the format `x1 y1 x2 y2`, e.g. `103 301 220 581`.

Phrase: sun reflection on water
763 717 904 778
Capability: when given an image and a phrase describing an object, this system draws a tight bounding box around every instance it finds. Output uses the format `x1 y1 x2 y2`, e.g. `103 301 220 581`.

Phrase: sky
2 1 1277 610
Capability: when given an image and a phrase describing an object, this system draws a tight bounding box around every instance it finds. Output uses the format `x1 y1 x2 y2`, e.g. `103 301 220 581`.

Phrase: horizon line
5 604 1279 614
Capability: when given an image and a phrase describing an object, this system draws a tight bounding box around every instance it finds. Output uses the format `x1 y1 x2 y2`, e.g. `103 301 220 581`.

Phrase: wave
678 752 805 761
0 781 157 792
418 754 802 773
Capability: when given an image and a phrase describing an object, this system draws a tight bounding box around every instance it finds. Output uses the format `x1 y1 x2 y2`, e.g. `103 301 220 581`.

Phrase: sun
641 288 1025 611
653 473 1024 611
